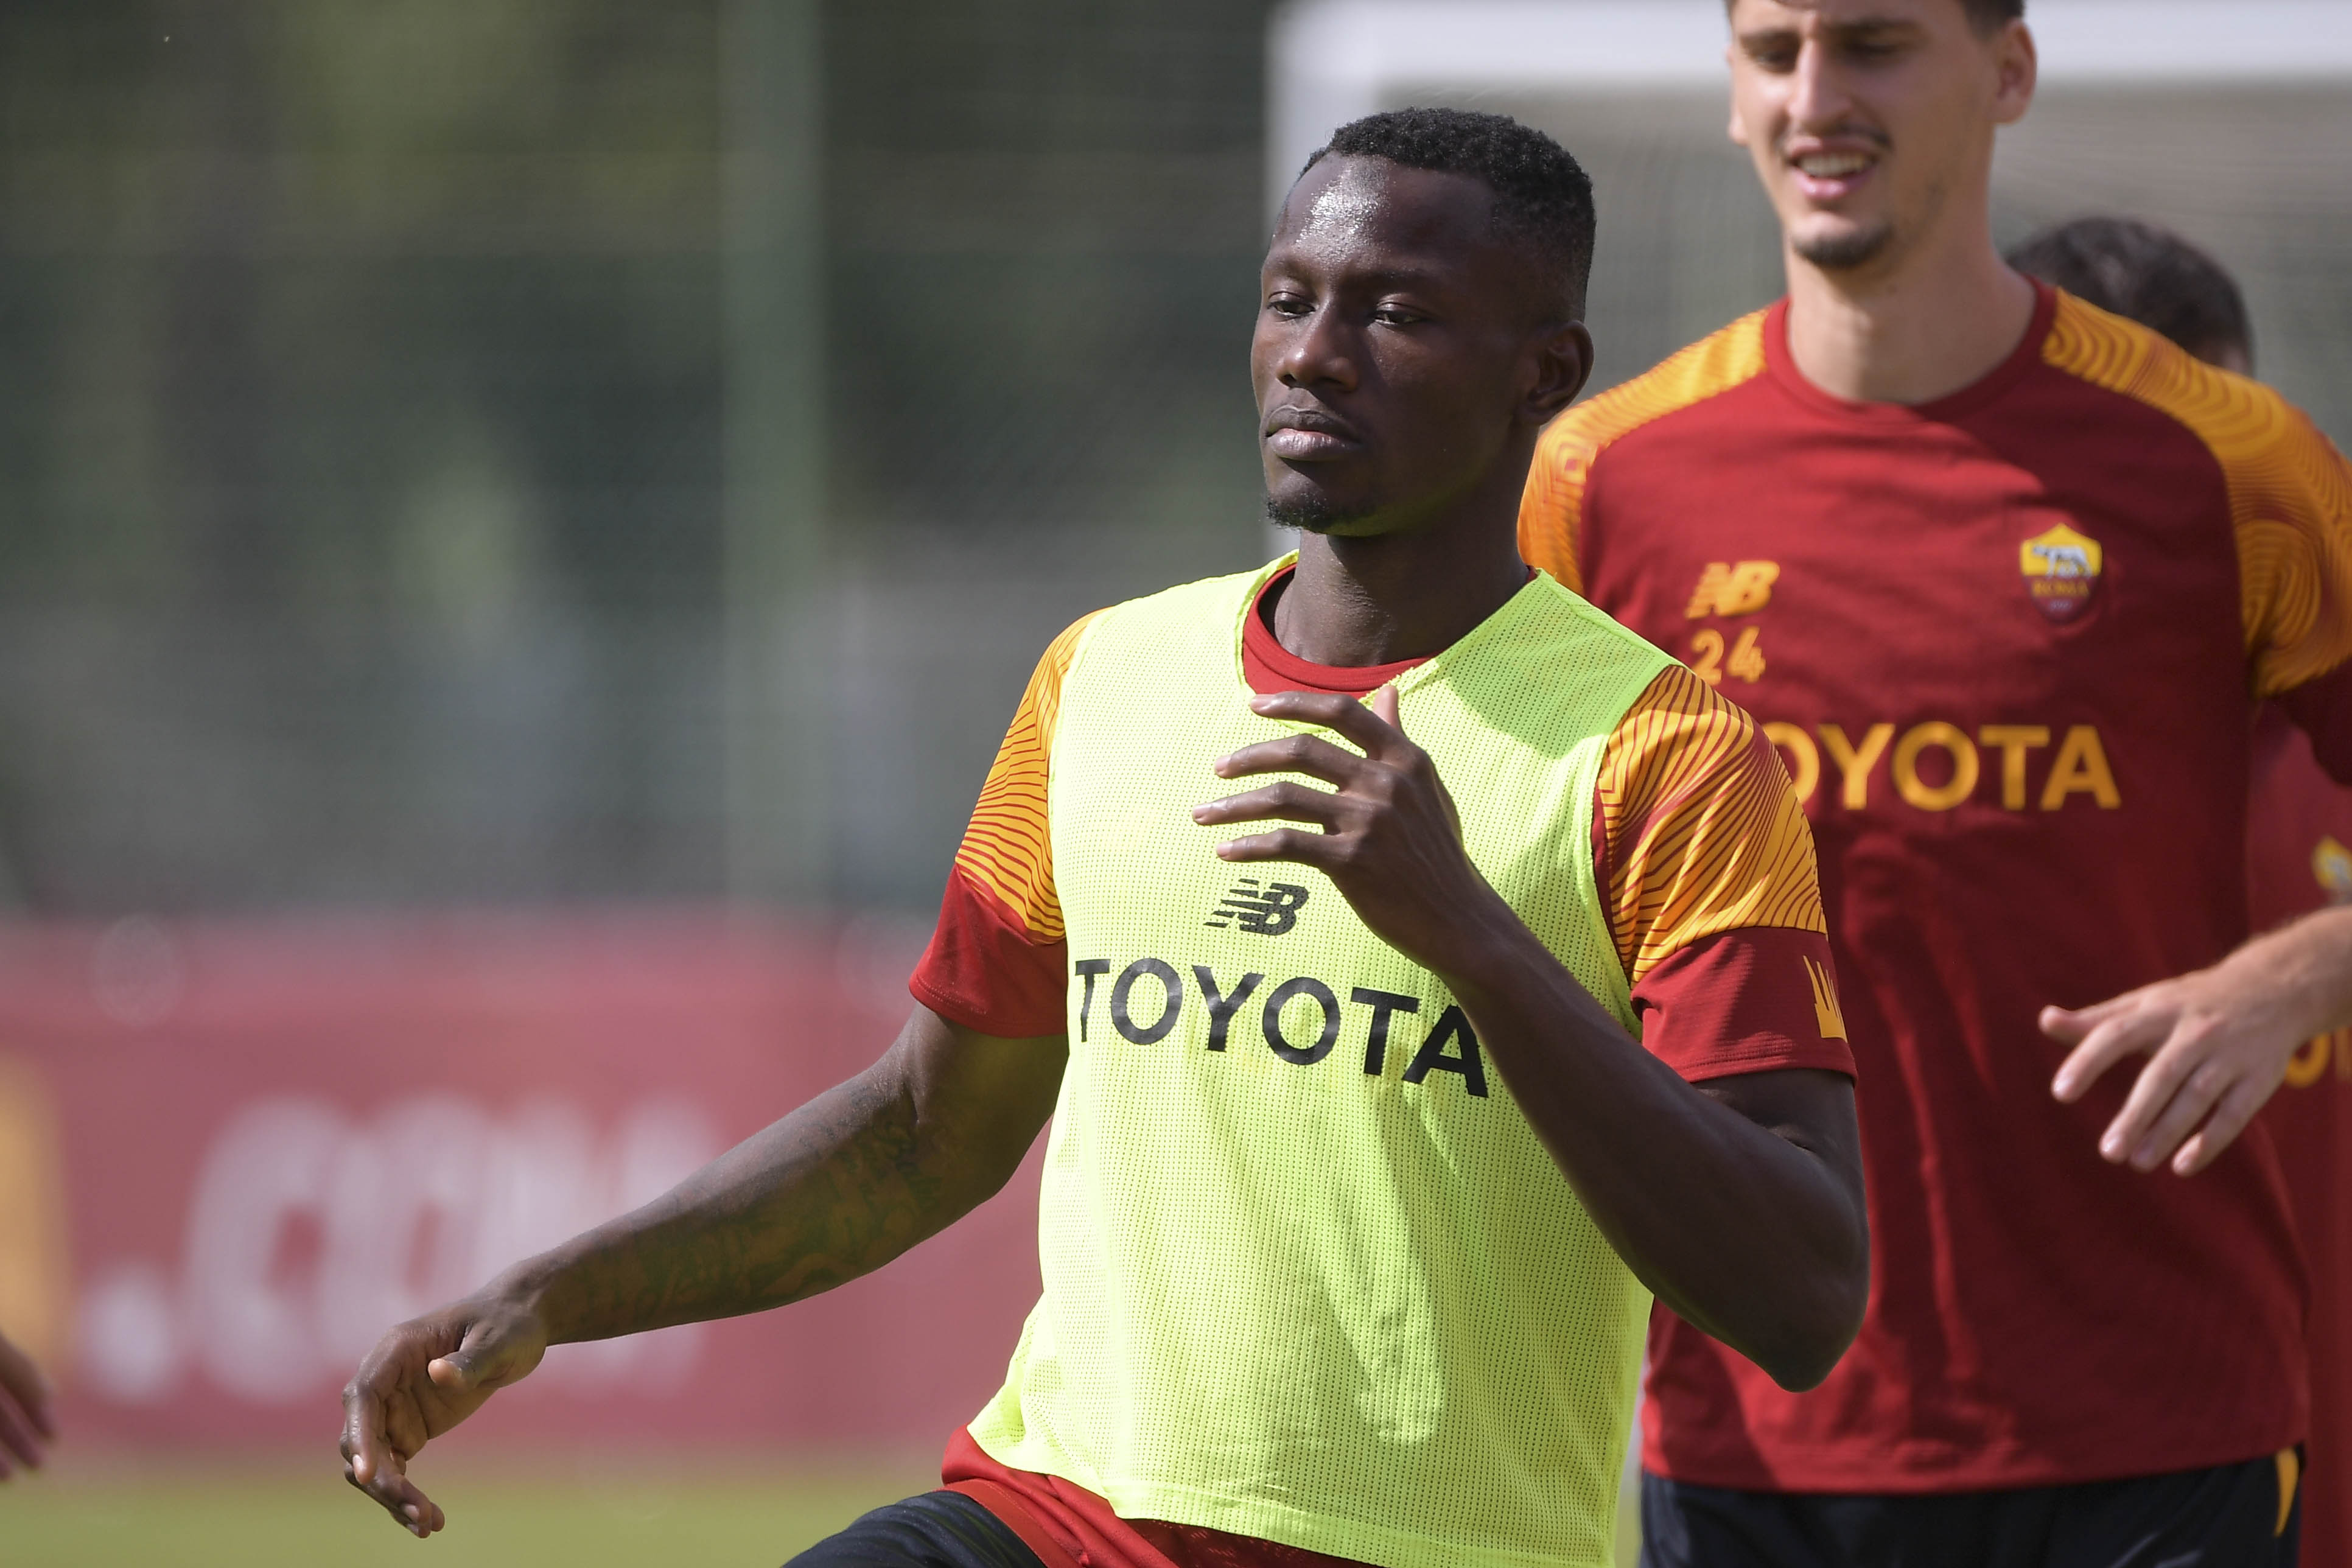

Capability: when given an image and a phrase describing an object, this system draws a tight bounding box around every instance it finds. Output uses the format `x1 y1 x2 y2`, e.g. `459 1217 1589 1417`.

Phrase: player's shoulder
1054 562 1277 677
2041 290 2342 498
1605 659 1766 766
1091 563 1272 631
1536 309 1774 476
1458 573 1687 732
1510 570 1681 671
1019 606 1110 702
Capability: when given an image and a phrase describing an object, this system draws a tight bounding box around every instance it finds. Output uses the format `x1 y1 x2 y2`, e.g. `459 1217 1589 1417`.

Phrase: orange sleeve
1595 666 1849 1080
1596 665 1828 984
950 613 1097 941
908 612 1099 1035
2043 295 2352 697
1517 408 1599 594
2235 407 2352 697
1517 311 1771 595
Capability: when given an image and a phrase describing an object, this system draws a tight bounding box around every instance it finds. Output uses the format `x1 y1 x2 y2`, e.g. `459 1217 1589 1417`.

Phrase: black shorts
1640 1454 2300 1568
784 1490 1044 1568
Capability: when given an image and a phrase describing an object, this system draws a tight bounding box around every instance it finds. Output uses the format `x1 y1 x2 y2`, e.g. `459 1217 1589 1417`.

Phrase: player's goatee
1794 221 1896 273
1264 491 1373 534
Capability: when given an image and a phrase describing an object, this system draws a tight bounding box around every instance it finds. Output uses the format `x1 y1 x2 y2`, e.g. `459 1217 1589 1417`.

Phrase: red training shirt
1521 282 2352 1492
2250 703 2352 1565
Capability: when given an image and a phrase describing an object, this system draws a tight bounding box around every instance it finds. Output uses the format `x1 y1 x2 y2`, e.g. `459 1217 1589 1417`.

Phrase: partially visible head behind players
1297 108 1597 323
1257 109 1596 539
1724 0 2035 278
2007 217 2253 374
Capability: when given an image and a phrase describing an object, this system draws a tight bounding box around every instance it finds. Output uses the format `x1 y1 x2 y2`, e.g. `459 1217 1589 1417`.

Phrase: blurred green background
0 0 1272 922
7 1 2347 928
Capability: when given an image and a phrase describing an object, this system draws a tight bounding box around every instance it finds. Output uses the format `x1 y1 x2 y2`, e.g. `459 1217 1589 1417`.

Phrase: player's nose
1784 38 1858 135
1275 306 1360 393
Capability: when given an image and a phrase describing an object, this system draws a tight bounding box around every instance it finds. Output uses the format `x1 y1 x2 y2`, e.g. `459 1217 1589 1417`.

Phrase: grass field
0 1452 938 1568
1 1451 1645 1565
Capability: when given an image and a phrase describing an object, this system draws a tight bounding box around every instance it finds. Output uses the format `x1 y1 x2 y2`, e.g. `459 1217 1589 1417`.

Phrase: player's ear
1524 320 1593 426
1989 19 2035 125
1727 45 1748 146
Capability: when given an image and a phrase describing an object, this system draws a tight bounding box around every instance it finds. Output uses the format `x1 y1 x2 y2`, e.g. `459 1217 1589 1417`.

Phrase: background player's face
1726 0 2034 276
1253 157 1584 538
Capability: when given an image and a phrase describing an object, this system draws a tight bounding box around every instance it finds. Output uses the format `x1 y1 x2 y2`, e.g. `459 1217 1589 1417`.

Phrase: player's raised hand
340 1293 550 1536
0 1329 57 1479
1195 686 1509 978
2044 933 2339 1176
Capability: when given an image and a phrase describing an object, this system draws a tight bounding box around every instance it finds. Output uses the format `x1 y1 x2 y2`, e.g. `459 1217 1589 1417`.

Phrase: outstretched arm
340 1007 1065 1536
0 1331 55 1480
2047 904 2352 1176
1195 687 1867 1391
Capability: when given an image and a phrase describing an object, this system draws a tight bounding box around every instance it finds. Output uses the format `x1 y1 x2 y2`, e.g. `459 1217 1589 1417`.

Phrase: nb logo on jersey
1206 878 1311 936
1686 561 1780 618
1805 956 1848 1042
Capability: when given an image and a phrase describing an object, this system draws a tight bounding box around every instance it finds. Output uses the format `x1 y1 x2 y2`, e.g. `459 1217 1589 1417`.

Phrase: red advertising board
0 912 1045 1453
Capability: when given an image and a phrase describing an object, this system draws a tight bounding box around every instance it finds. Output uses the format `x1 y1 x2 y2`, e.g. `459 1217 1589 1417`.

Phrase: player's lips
1785 142 1881 202
1263 405 1363 460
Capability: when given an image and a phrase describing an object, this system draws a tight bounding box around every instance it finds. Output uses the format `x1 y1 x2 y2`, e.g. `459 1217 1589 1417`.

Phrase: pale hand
2045 963 2310 1177
340 1295 549 1536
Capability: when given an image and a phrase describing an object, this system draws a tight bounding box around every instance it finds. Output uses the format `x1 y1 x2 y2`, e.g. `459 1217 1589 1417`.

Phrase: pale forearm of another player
2221 903 2352 1046
2048 903 2352 1175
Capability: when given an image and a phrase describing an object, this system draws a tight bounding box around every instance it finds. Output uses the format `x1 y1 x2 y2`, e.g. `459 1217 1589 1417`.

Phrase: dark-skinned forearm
1441 898 1868 1389
486 1019 1057 1345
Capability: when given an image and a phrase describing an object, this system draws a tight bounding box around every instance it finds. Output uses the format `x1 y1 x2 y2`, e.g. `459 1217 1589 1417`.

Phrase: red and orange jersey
1596 663 1824 982
1525 292 2352 702
911 567 1848 1085
908 612 1094 1039
2248 707 2352 1568
950 612 1095 945
2039 300 2352 699
1518 283 2352 1494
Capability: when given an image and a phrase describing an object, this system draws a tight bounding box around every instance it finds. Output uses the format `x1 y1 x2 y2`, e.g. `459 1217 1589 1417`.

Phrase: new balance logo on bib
1205 878 1311 934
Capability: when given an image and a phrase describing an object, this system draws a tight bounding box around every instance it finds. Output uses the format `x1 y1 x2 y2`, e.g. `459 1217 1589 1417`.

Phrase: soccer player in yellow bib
340 108 1868 1568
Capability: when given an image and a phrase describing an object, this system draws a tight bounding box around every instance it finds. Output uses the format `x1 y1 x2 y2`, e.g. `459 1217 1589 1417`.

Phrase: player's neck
1782 219 2038 406
1278 518 1527 670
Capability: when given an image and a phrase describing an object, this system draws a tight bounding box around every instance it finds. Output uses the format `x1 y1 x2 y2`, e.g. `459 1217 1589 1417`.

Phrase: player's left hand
2044 966 2309 1177
0 1329 55 1480
1194 686 1512 979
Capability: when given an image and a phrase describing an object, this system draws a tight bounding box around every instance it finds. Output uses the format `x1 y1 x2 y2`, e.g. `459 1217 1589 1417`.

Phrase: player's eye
1265 293 1313 318
1742 38 1800 72
1372 305 1423 327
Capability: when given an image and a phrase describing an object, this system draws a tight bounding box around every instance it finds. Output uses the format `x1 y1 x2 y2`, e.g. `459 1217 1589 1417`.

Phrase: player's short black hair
2007 217 2252 369
1723 0 2022 34
1301 107 1597 321
1959 0 2026 29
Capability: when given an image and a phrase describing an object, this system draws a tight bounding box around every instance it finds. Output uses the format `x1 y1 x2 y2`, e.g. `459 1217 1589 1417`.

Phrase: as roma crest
2018 522 2103 621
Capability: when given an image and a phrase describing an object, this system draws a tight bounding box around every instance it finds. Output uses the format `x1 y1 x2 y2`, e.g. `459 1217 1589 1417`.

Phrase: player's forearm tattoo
533 1065 964 1342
